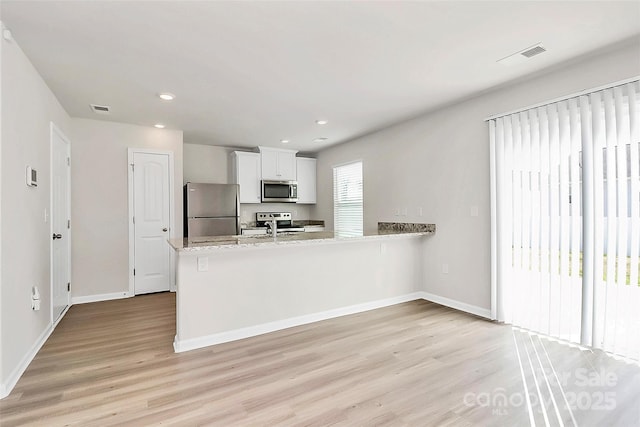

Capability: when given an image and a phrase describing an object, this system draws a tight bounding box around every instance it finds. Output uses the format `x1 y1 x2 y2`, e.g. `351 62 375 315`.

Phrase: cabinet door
277 151 297 181
296 157 316 204
259 147 298 181
261 150 279 180
234 152 261 203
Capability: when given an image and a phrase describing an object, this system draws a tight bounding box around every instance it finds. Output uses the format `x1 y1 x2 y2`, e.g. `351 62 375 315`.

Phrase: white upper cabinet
231 151 261 204
259 147 298 181
296 157 317 204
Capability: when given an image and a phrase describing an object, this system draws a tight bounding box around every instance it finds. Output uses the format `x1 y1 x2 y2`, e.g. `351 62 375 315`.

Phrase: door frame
49 122 71 324
127 148 176 296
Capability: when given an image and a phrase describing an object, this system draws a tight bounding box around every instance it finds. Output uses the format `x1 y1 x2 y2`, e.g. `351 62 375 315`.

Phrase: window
333 161 363 237
489 79 640 361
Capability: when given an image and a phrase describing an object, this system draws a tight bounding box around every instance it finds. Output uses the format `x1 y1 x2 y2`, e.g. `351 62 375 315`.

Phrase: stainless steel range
255 212 304 232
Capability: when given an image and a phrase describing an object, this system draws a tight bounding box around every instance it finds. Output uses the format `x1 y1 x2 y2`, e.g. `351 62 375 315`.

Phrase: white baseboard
419 291 492 319
0 293 128 399
0 303 72 399
71 291 131 305
0 319 56 399
174 292 425 353
2 288 490 398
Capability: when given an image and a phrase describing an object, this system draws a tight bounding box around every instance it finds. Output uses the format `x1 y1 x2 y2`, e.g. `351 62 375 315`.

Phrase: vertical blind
333 161 363 237
490 79 640 361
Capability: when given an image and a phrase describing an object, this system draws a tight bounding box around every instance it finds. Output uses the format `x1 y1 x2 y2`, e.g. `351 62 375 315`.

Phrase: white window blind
333 161 363 237
490 79 640 361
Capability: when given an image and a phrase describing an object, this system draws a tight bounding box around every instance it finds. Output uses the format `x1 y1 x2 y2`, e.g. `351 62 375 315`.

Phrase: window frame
333 160 364 237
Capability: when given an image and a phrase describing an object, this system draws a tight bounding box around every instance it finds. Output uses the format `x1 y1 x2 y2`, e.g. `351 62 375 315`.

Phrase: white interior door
51 125 70 321
133 152 171 295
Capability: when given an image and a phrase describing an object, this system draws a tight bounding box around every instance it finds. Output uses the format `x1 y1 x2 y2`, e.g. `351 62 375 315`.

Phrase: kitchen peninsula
169 223 435 352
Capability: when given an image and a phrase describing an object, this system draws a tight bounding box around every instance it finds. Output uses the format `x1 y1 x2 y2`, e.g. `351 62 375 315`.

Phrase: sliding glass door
490 79 640 361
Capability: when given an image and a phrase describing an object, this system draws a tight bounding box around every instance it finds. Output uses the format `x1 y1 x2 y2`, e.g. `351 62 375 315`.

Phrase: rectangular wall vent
497 42 546 66
521 45 546 58
90 104 111 114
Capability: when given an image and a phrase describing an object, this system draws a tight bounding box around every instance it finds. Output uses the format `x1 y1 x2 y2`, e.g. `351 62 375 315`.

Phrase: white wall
175 235 424 350
70 119 183 298
183 143 314 224
183 143 233 185
0 18 4 393
1 33 71 394
312 39 640 312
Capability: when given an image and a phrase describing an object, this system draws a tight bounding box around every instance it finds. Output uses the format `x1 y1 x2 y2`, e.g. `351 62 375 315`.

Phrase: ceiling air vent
90 104 111 114
521 45 546 58
497 43 546 66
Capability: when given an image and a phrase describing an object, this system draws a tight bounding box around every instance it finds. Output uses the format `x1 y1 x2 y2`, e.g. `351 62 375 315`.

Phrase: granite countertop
169 222 435 252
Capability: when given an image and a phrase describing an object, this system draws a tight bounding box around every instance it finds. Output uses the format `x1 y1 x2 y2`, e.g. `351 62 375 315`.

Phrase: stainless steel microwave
261 180 298 203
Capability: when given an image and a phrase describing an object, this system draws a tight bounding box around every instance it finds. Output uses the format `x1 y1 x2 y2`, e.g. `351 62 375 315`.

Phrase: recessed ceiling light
313 137 328 143
280 139 290 144
154 123 166 129
316 120 328 125
158 93 175 101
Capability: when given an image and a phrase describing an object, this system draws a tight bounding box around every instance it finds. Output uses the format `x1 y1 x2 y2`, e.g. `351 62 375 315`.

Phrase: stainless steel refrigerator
184 183 240 239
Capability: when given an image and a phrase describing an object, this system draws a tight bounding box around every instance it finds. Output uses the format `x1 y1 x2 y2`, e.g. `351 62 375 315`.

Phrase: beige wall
70 119 183 298
183 143 233 185
1 34 71 392
176 235 423 349
312 39 640 312
0 16 4 391
183 143 314 224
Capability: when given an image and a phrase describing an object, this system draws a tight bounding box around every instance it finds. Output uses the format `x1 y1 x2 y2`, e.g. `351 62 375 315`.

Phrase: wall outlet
401 207 408 216
197 257 209 272
442 264 449 274
394 208 400 216
380 243 387 254
418 207 423 217
32 286 41 310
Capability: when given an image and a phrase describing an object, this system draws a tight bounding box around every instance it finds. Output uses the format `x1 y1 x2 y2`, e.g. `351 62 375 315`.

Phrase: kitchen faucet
266 214 278 238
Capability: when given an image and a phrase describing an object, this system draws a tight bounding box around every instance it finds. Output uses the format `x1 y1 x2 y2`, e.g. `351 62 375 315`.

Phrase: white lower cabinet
241 228 268 236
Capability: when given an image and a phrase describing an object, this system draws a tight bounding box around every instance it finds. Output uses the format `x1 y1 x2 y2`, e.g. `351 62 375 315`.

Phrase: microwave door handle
289 185 292 199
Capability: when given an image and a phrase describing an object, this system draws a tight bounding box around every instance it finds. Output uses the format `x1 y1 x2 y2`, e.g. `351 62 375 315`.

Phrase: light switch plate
26 166 38 187
197 256 209 272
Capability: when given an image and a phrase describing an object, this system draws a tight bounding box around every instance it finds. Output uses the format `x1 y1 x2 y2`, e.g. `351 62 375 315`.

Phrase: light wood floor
1 293 638 426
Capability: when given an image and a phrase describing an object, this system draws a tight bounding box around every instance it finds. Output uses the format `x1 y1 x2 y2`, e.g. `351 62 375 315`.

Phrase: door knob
162 228 168 232
52 233 62 240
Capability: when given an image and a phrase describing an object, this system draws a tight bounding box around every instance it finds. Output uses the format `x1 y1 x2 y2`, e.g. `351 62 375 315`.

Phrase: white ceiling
2 1 639 153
